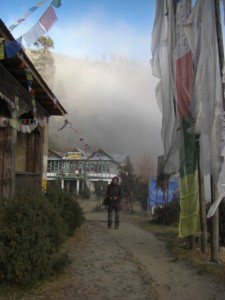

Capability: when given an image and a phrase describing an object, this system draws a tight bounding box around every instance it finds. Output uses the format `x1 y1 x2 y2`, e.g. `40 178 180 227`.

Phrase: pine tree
120 157 137 211
30 36 56 88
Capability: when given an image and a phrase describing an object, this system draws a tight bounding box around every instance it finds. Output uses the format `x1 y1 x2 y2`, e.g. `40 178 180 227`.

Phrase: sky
1 0 163 168
1 0 156 63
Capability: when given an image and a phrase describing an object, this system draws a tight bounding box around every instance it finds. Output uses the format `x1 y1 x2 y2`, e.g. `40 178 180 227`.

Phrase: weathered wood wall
0 126 16 199
0 61 45 199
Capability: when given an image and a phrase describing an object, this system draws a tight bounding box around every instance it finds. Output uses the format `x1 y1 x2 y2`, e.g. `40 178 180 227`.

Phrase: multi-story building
47 148 128 196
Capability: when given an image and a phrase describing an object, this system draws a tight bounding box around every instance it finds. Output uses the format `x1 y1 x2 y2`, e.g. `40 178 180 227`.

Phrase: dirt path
3 201 225 300
83 210 225 300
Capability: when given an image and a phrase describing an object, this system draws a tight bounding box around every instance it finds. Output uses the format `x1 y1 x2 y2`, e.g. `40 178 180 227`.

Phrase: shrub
46 182 85 236
79 184 91 199
153 199 180 225
0 190 67 285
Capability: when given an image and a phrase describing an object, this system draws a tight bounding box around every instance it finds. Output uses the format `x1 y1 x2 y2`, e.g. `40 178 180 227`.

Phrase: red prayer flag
176 51 193 118
39 5 57 31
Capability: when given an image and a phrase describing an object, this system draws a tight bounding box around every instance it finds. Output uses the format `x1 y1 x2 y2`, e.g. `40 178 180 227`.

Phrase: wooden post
210 175 219 262
215 0 224 78
196 134 208 253
198 167 208 253
2 126 17 199
210 0 225 261
130 191 134 213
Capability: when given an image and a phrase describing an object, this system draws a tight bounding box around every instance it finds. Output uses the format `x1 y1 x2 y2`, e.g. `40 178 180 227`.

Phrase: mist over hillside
33 51 163 163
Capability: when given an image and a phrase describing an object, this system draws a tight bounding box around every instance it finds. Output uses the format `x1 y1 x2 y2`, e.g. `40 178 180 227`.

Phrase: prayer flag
175 0 200 238
17 18 25 24
24 69 33 81
184 0 224 218
0 38 4 59
29 6 38 13
39 5 58 31
183 0 223 184
4 37 22 58
58 119 71 131
23 22 46 46
73 128 79 134
51 0 62 8
151 0 179 174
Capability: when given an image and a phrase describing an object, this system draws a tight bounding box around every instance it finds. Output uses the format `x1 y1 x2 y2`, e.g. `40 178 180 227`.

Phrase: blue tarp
149 177 179 207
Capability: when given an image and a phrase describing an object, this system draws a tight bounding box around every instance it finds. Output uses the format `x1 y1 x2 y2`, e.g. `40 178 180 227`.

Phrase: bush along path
0 184 85 293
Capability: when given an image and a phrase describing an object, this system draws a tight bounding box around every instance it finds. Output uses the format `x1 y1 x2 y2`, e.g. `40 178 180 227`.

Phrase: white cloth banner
23 22 46 46
184 0 223 184
151 0 179 174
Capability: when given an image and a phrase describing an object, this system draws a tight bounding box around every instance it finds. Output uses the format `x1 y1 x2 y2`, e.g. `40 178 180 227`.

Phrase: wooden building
0 19 66 199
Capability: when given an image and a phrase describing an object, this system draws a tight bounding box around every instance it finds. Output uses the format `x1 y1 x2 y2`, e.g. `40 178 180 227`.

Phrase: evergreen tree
30 36 55 88
120 157 137 211
34 36 54 53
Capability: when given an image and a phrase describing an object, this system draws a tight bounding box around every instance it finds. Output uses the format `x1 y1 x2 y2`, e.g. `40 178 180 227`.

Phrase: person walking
106 176 122 229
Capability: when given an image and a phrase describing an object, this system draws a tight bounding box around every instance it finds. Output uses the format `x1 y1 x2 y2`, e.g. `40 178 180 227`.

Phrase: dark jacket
106 182 122 202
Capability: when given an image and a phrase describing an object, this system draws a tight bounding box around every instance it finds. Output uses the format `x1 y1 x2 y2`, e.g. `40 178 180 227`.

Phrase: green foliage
79 183 91 199
120 156 136 197
153 199 180 226
34 36 54 52
134 177 149 210
30 36 55 89
0 190 66 285
46 182 85 236
94 181 107 198
0 184 85 286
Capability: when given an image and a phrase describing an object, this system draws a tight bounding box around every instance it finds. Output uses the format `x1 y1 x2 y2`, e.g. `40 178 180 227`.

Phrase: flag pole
210 0 224 262
197 135 208 253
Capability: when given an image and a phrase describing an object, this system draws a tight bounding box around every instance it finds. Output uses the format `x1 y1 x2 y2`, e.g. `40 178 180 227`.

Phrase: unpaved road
3 201 225 300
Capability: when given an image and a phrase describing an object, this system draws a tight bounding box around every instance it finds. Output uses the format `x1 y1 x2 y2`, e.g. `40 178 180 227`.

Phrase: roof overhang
0 19 67 116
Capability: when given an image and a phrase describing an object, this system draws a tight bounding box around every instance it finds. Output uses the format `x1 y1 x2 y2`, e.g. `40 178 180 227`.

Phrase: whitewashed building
47 148 128 195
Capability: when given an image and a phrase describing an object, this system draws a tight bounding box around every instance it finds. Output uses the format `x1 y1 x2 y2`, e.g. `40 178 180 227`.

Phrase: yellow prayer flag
0 38 4 60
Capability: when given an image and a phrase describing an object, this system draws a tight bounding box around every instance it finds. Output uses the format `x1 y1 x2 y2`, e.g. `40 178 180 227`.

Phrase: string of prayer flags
64 122 91 152
58 119 72 131
20 63 37 112
9 0 48 31
7 0 63 49
18 1 62 46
